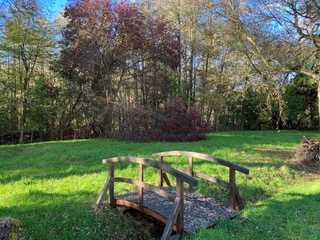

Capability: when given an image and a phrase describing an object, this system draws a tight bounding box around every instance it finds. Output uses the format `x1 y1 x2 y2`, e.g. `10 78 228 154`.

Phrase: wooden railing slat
95 176 112 209
161 199 181 240
160 156 164 187
176 178 184 234
162 172 172 187
109 163 115 207
153 151 248 210
188 156 193 176
229 169 236 210
139 163 144 208
153 151 249 174
103 157 197 186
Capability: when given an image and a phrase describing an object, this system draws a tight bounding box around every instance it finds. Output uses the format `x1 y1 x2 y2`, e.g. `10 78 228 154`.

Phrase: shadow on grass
0 165 106 185
187 188 320 240
0 190 153 240
0 184 269 240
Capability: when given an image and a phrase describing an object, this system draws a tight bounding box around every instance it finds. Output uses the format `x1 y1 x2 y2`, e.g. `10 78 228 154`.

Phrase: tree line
0 0 319 144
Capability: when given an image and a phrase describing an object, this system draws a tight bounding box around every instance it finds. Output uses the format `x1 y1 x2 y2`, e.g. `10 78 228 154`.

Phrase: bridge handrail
102 156 197 186
152 151 249 210
153 151 249 174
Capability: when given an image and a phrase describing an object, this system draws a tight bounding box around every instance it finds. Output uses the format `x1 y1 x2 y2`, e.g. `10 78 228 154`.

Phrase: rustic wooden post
160 156 164 187
188 156 193 176
229 168 236 210
109 162 115 207
139 163 144 208
176 178 184 234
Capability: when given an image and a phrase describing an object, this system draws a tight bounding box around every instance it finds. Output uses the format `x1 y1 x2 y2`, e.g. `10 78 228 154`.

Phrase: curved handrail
152 151 249 174
103 156 198 186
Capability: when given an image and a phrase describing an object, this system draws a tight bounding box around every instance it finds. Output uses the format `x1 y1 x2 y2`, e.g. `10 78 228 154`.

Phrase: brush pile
296 137 320 166
0 217 22 240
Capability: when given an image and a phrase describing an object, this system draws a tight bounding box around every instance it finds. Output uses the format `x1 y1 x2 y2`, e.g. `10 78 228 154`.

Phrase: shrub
153 97 208 141
115 97 208 142
117 105 155 141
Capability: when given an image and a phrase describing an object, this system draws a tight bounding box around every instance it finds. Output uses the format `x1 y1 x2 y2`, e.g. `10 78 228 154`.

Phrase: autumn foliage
154 98 208 141
56 0 200 141
61 0 179 81
115 97 208 141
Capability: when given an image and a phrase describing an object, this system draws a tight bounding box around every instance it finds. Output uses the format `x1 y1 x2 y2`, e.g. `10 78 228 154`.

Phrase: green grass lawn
0 131 319 239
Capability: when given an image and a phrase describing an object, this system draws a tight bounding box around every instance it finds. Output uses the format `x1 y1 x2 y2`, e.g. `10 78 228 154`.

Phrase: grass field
0 131 319 239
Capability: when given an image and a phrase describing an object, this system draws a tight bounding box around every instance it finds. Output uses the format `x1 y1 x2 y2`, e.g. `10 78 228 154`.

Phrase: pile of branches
295 137 320 166
0 217 22 240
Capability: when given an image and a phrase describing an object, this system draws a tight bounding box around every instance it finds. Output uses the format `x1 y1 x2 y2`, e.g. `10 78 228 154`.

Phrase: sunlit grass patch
0 130 319 239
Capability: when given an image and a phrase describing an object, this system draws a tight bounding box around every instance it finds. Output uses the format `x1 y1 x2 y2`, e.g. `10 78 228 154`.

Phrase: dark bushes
117 97 208 141
117 105 155 141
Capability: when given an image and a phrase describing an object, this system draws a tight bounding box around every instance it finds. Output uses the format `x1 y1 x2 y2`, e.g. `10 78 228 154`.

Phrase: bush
153 97 208 141
117 105 155 141
116 98 208 141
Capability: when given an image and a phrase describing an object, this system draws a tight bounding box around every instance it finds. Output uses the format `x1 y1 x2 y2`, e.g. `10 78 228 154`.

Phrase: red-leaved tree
59 0 181 137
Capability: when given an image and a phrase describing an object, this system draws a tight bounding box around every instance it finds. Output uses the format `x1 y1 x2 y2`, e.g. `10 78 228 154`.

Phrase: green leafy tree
284 74 318 129
0 0 53 142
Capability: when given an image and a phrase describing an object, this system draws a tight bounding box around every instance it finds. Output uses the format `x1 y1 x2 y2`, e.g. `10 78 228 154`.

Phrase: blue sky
44 0 69 21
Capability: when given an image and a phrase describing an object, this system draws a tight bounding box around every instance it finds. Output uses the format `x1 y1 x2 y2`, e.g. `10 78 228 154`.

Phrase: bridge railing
152 151 250 210
95 156 197 240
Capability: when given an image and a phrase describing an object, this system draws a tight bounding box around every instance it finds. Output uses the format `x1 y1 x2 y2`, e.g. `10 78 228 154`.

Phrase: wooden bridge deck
116 189 236 233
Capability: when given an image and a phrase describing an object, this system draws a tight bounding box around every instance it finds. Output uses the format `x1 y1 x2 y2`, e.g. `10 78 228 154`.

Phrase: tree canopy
0 0 319 143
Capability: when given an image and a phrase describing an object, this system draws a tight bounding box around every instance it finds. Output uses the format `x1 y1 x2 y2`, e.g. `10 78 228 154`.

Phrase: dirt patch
122 208 165 240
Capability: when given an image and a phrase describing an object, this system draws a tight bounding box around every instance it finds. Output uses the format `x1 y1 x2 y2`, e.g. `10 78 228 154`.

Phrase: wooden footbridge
96 151 249 240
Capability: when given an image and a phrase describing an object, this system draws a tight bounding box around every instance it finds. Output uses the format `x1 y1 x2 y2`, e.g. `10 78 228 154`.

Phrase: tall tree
0 0 53 142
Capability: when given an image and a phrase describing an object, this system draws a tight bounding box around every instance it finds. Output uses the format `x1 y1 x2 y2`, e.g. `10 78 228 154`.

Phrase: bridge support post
109 162 116 208
176 178 184 234
229 168 236 210
139 163 144 209
160 156 164 187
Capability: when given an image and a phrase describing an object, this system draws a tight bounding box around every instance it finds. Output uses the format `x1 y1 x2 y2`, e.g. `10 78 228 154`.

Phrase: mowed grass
188 181 320 240
0 131 319 239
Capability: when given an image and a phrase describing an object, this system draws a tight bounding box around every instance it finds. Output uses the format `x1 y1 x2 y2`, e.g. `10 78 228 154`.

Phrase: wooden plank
113 177 176 202
95 176 112 209
161 199 181 240
234 188 245 210
229 169 236 210
160 156 164 187
162 172 172 187
139 163 144 208
159 156 172 187
117 190 236 233
188 156 193 176
187 156 194 191
153 151 249 174
109 162 115 207
175 179 184 234
103 157 197 186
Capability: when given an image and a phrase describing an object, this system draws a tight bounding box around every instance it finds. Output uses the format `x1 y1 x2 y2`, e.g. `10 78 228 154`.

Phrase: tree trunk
188 46 194 107
18 118 24 144
318 81 320 130
18 84 27 144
